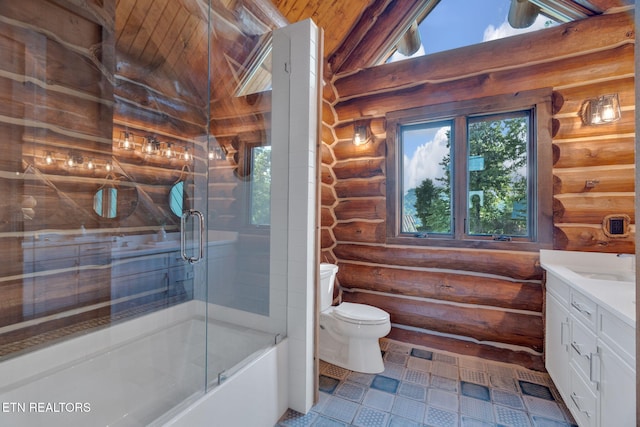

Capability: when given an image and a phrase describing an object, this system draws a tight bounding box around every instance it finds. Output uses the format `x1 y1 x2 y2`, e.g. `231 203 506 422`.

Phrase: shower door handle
181 209 205 264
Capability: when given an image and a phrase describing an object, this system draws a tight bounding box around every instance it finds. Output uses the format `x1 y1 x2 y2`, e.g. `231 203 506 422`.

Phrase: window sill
386 235 552 252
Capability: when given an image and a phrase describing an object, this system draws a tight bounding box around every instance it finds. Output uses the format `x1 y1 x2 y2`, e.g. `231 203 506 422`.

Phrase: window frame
385 89 553 251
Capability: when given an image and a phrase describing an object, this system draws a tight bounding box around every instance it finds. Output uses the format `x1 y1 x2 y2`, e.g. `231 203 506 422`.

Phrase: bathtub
0 301 288 427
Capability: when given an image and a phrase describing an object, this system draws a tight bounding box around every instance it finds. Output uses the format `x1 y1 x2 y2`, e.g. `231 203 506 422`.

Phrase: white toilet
318 263 391 373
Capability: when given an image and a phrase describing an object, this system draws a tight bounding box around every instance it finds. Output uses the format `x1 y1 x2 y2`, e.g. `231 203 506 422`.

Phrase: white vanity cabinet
542 250 636 427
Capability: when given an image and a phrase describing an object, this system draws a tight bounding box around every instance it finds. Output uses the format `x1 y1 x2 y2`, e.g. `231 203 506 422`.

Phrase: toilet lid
333 302 389 324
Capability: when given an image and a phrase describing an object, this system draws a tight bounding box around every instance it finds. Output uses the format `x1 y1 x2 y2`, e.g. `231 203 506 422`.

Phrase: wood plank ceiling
114 0 634 107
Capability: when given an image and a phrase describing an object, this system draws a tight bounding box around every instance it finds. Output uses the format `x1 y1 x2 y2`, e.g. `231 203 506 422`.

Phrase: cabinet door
599 341 635 427
546 292 571 398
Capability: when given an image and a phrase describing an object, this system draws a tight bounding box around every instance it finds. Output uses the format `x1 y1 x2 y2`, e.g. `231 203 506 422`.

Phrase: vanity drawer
546 272 570 304
568 363 598 427
570 316 598 390
599 307 635 367
570 289 597 331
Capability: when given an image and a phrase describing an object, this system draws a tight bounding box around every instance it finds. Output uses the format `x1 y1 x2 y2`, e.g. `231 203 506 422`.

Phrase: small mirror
169 181 189 217
93 175 138 220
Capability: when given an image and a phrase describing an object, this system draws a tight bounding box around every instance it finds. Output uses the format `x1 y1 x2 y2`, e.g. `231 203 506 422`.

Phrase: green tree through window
250 145 271 226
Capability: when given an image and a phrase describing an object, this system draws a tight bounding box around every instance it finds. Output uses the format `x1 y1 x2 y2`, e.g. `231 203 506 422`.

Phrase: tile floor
277 338 577 427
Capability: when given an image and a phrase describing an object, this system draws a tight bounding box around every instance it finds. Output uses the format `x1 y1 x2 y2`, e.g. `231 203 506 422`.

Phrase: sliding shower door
0 0 211 425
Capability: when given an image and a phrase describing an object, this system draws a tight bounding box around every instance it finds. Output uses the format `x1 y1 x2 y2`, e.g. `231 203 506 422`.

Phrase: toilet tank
319 263 339 311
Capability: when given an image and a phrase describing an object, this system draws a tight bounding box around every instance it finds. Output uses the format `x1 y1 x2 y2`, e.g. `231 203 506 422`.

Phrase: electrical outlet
603 214 630 238
609 218 625 235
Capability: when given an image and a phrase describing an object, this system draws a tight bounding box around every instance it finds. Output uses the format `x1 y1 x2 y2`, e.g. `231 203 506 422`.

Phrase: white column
271 18 320 414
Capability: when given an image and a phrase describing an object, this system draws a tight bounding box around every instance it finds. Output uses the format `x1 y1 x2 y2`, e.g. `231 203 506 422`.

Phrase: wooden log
553 109 635 140
552 137 635 168
334 45 634 122
333 158 385 180
115 78 207 127
554 224 635 253
322 125 335 148
387 327 545 371
332 221 386 244
334 178 386 198
0 78 111 139
553 193 634 223
322 101 336 126
332 138 386 160
333 244 543 280
338 263 542 312
320 143 335 165
342 291 543 352
321 250 337 265
334 198 386 221
334 118 386 140
321 207 335 228
210 91 271 121
321 186 336 207
321 165 335 185
330 0 432 75
552 77 634 116
115 100 207 139
209 113 270 137
333 11 634 99
553 165 634 194
320 228 335 249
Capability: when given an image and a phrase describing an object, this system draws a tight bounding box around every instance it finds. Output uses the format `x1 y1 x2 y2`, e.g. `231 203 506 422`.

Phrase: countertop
540 249 636 327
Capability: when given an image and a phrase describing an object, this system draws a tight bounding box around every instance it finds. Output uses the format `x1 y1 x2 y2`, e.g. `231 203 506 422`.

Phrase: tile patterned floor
277 338 577 427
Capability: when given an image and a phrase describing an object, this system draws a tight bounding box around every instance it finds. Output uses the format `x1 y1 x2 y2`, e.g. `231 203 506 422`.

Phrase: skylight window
388 0 559 63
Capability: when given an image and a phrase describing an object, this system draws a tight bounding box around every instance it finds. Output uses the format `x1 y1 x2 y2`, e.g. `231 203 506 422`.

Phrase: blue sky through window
396 0 557 194
390 0 557 60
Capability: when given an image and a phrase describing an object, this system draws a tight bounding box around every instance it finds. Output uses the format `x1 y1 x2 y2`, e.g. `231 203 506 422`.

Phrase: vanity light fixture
86 158 95 170
182 147 192 162
208 146 226 161
66 152 82 168
118 131 136 151
353 122 370 146
581 93 621 125
163 142 176 159
142 136 160 155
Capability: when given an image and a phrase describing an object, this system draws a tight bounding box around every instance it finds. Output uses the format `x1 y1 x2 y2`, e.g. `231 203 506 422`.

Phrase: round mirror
169 181 189 217
93 175 138 220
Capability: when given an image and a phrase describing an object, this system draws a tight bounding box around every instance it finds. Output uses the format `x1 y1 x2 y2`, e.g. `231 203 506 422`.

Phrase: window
249 145 271 226
386 90 553 250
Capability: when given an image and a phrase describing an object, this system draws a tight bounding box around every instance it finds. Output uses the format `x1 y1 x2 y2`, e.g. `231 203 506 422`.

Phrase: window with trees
386 90 553 250
249 145 271 226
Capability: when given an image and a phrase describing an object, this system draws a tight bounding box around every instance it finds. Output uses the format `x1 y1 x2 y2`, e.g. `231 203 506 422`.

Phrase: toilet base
319 329 385 374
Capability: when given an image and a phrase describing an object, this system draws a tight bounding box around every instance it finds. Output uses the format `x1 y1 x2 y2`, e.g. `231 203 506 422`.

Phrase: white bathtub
0 301 288 427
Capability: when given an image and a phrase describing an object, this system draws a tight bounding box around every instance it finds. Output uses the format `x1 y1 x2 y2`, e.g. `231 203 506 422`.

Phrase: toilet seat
333 302 389 325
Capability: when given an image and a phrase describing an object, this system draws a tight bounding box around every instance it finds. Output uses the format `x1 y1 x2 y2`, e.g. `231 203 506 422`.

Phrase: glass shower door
0 0 211 425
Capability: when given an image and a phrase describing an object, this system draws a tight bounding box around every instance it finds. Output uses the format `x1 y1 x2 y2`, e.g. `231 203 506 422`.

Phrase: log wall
321 10 635 368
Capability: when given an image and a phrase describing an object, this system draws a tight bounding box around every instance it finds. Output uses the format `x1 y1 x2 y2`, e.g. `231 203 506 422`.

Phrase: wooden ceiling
114 0 634 108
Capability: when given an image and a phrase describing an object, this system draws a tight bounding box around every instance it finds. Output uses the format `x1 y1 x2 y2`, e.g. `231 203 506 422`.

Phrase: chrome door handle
181 209 205 264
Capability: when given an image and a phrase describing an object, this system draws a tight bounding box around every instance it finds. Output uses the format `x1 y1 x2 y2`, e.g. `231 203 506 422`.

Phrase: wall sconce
353 122 370 146
118 131 136 151
162 142 176 159
581 93 621 125
44 152 54 165
208 146 226 160
86 158 95 170
142 136 160 155
105 160 113 172
182 147 192 162
66 152 83 168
